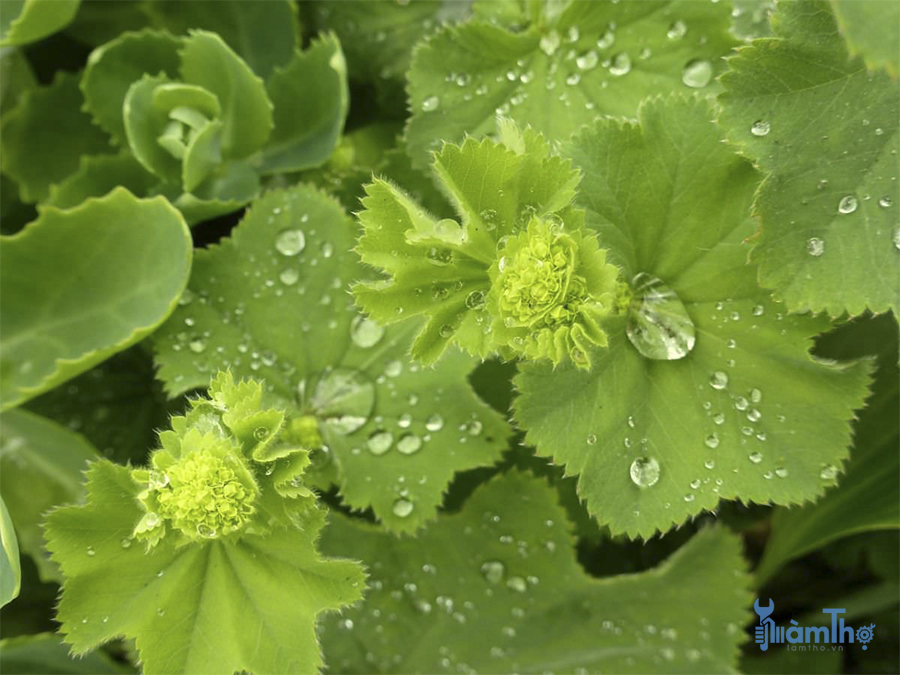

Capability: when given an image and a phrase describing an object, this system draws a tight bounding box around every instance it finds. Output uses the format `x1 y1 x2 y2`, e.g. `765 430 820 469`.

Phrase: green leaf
179 30 273 160
46 154 159 210
259 33 349 174
0 70 111 203
145 0 299 80
0 495 20 608
0 188 192 410
0 633 129 675
25 347 180 465
153 186 510 532
0 0 80 46
65 0 154 47
717 0 900 316
0 408 98 582
513 95 873 538
0 46 37 115
45 458 365 675
310 0 456 114
755 313 899 584
831 0 899 77
405 0 739 168
80 29 182 146
321 471 752 673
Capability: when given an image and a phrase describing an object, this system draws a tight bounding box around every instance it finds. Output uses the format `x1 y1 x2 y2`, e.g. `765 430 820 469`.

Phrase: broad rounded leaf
718 0 900 316
321 472 753 674
0 70 111 203
0 408 98 582
405 0 739 167
513 96 872 538
46 154 159 210
0 188 192 410
153 186 510 532
0 0 80 46
45 460 365 675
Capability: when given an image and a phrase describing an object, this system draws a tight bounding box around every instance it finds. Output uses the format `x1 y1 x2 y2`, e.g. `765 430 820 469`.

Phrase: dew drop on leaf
667 20 687 39
820 464 839 481
807 237 825 257
750 120 770 137
629 456 660 488
392 498 414 518
748 451 763 464
879 196 893 208
609 53 631 76
709 371 728 390
397 433 423 455
312 368 375 435
481 560 505 584
425 414 444 432
704 433 719 449
506 576 527 592
681 59 712 88
350 315 385 348
625 273 696 360
422 95 440 112
576 50 599 71
774 467 788 478
837 195 858 214
465 290 485 309
275 229 306 256
367 430 394 456
279 268 299 286
539 30 561 56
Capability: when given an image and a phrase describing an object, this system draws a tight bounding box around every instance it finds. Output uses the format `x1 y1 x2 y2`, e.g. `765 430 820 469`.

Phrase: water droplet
807 237 825 257
422 95 440 112
188 338 206 354
596 29 615 49
879 196 893 208
894 228 900 251
704 459 716 469
392 498 414 518
682 59 712 88
86 546 96 557
667 20 687 39
367 430 394 456
837 195 858 214
481 560 505 584
704 433 719 449
120 537 132 549
312 369 375 435
749 388 762 403
750 120 770 137
576 50 598 71
506 576 527 592
709 371 729 390
748 451 763 464
279 268 300 286
197 523 216 538
586 433 597 445
774 467 788 478
684 493 695 502
609 53 631 76
350 315 385 348
425 414 444 432
465 290 486 310
275 229 306 256
629 456 661 488
397 433 423 455
626 273 696 360
820 464 839 481
539 30 561 56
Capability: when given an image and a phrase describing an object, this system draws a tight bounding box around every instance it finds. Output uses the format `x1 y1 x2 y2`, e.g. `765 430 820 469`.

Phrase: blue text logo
754 598 876 652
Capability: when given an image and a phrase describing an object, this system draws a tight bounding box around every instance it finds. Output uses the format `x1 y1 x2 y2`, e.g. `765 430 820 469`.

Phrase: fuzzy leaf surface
44 460 365 675
0 189 192 410
718 0 900 316
0 409 98 582
321 472 752 674
153 186 509 532
405 0 738 167
513 96 872 538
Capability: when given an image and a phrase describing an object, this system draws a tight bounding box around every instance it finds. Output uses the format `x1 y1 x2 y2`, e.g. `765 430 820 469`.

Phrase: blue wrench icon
754 598 775 650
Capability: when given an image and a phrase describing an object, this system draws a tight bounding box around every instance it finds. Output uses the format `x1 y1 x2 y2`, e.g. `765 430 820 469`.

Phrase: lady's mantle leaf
0 70 111 203
513 96 872 538
830 0 899 77
0 495 20 608
0 409 98 582
321 471 752 674
405 0 738 168
718 0 899 316
153 186 510 532
44 460 364 675
0 633 127 675
0 189 192 410
755 314 899 584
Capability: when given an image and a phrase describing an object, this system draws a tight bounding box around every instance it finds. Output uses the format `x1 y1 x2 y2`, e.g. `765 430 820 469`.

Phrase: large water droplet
425 414 444 432
626 273 696 360
609 53 631 76
393 498 414 517
275 229 306 256
682 59 712 88
629 456 660 488
539 30 561 56
667 20 687 39
576 50 599 71
750 120 770 137
311 369 375 435
397 433 423 455
837 195 858 214
709 371 728 390
367 430 394 455
350 316 385 348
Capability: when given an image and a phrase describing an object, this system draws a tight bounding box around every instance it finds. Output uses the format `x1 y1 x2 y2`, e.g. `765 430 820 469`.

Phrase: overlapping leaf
153 186 509 532
45 460 364 675
830 0 899 76
755 313 899 583
0 189 192 410
406 0 738 167
0 0 80 46
0 409 98 581
718 0 900 316
321 471 752 674
0 633 128 675
513 96 872 538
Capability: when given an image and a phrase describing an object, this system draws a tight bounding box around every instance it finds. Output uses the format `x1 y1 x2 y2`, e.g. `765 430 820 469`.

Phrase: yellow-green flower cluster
488 216 620 369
